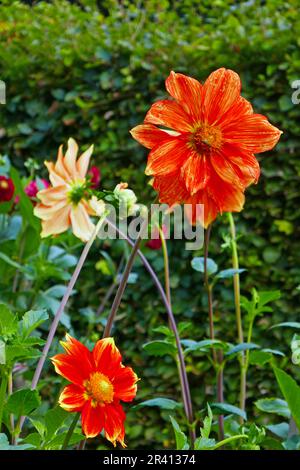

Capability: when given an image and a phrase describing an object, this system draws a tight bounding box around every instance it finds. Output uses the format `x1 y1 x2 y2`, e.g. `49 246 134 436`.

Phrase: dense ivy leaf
169 416 189 450
255 398 290 418
133 398 181 411
6 389 41 418
274 368 300 431
191 257 218 275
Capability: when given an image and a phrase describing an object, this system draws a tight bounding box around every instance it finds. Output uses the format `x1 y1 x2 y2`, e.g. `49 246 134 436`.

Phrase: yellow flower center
86 372 114 406
0 180 9 189
191 123 222 154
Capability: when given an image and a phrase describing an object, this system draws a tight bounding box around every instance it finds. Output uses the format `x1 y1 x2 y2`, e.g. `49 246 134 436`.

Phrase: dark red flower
89 166 101 189
0 176 15 202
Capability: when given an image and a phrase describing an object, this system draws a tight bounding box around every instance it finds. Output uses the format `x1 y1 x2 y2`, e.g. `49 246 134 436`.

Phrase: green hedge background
1 0 300 449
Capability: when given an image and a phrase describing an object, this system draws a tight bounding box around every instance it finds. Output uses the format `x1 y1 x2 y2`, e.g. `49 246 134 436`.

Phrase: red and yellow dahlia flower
131 68 282 227
34 138 96 241
51 334 138 447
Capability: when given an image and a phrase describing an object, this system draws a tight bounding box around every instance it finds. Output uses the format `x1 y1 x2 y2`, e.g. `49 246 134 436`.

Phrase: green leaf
249 350 272 366
211 403 247 421
191 257 218 275
133 398 181 411
45 406 69 440
215 268 246 279
226 342 259 356
6 389 41 418
182 339 228 354
5 345 39 362
266 423 289 439
0 433 32 450
270 322 300 330
274 368 300 431
0 303 17 336
200 404 213 439
194 437 216 450
169 416 189 450
143 340 177 357
20 309 48 337
255 398 290 418
10 167 40 232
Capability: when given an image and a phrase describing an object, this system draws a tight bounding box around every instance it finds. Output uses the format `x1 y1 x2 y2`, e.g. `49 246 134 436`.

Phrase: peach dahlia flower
34 138 96 242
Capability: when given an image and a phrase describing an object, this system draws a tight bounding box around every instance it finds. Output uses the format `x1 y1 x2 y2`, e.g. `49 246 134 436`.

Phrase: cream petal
77 145 94 178
64 138 79 178
34 201 68 220
40 206 70 238
70 202 95 242
45 161 66 187
36 185 67 204
55 144 72 180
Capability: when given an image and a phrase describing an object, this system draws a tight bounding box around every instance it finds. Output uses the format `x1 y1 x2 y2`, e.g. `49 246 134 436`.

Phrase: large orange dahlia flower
131 68 282 227
34 138 96 242
52 334 138 447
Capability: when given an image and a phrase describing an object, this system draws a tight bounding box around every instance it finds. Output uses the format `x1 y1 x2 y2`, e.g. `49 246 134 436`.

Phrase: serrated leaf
200 404 213 439
20 309 48 337
6 389 41 418
169 416 189 450
194 437 216 450
0 303 17 336
191 257 218 275
45 406 69 440
133 398 180 411
255 398 290 418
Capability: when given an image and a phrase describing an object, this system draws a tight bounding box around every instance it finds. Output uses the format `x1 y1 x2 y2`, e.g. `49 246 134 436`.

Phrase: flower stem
203 225 224 440
61 412 80 450
212 434 248 450
105 219 195 448
159 227 171 305
227 213 246 419
8 371 15 443
0 373 8 432
19 214 108 433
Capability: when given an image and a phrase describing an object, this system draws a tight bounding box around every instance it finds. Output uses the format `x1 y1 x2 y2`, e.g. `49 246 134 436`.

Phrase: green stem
204 226 224 440
61 412 80 450
227 213 246 419
0 373 8 431
8 372 15 443
159 226 196 447
213 434 248 450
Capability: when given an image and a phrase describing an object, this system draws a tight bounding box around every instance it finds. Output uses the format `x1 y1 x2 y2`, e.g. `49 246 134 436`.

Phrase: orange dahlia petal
185 191 219 228
92 338 122 377
146 138 190 176
221 143 260 186
58 384 86 412
144 99 192 132
208 173 245 213
81 401 104 438
130 124 179 149
103 403 126 448
222 114 282 153
152 171 189 206
210 152 245 189
202 68 241 125
181 153 211 194
51 352 91 386
165 71 202 122
113 366 138 403
218 96 253 128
